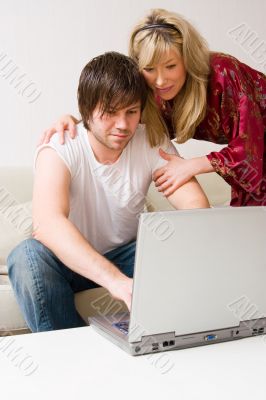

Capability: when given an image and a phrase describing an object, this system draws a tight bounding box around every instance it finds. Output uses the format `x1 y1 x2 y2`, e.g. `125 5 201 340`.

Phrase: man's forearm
33 215 126 291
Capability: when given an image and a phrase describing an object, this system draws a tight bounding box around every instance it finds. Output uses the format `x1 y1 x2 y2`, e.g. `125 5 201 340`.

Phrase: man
7 52 209 332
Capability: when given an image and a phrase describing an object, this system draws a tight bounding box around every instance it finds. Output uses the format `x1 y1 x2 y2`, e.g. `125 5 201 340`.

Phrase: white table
1 326 266 400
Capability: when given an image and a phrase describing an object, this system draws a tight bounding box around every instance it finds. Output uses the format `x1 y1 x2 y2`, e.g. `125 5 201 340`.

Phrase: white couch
0 140 231 335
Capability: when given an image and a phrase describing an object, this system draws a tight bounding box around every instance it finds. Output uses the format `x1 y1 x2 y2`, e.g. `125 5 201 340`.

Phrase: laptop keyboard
112 320 129 335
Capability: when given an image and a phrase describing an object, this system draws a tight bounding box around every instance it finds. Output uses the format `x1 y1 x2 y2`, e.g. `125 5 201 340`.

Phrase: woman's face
141 49 187 101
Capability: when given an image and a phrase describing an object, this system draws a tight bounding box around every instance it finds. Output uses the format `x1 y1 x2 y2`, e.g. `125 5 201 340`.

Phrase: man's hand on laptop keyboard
108 276 133 311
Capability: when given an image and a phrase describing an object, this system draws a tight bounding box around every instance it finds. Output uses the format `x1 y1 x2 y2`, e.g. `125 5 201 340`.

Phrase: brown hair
78 51 147 130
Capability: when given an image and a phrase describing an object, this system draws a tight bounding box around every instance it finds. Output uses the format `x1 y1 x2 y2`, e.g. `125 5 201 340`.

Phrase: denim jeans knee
7 238 86 332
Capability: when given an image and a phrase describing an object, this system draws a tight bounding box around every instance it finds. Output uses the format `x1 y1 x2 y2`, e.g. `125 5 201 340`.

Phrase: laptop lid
128 207 266 343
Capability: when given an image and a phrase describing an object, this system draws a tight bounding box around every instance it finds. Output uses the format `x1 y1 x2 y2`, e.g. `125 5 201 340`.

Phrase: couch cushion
0 167 33 203
174 139 231 206
0 202 32 265
0 265 8 275
0 273 30 334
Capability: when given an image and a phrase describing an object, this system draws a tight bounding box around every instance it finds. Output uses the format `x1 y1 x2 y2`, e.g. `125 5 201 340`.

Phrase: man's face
88 102 141 155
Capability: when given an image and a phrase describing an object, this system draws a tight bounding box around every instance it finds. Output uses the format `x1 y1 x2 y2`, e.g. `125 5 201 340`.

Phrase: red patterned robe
160 53 266 206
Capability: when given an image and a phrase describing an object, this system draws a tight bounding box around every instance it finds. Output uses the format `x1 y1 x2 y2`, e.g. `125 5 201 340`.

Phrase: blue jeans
7 238 136 332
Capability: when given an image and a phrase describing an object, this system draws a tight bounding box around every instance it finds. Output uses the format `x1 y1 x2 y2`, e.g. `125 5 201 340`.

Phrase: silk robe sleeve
202 55 266 195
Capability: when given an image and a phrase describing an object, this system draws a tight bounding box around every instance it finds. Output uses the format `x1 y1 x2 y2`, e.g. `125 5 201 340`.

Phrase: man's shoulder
126 123 147 152
49 123 86 148
35 123 87 177
45 124 89 165
132 123 147 140
132 124 174 150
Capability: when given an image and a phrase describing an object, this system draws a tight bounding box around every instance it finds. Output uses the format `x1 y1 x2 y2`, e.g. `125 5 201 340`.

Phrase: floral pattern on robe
160 53 266 206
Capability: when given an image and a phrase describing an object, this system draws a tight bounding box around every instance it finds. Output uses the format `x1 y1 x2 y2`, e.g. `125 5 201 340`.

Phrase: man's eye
128 110 137 114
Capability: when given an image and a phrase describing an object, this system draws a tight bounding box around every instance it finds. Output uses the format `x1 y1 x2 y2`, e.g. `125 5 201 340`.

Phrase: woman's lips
155 85 174 94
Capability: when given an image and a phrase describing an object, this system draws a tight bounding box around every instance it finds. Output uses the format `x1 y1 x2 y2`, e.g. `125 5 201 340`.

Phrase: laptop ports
204 334 217 341
135 346 141 353
162 340 175 347
253 327 264 335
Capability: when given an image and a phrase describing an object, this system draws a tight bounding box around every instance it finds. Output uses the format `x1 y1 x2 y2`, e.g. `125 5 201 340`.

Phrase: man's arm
166 177 210 209
150 146 210 209
33 148 132 309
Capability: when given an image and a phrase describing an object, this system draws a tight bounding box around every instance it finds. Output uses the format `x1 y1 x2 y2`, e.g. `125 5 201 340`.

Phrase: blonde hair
129 8 210 145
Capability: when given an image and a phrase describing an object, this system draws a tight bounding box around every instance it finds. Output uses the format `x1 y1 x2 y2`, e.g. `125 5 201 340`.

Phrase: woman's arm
205 96 265 194
38 114 79 145
153 148 214 197
197 54 266 198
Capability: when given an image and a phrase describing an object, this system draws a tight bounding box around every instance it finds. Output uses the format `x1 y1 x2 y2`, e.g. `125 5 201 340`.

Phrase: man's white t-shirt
35 123 178 254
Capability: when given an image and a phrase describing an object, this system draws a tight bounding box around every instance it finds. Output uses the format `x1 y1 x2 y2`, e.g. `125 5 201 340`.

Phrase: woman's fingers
153 167 166 181
163 186 177 197
38 115 78 147
53 122 66 144
163 180 182 197
157 180 173 192
154 174 169 186
69 121 77 139
38 129 56 146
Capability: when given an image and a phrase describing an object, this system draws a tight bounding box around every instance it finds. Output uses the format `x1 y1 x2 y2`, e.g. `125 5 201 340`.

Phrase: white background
0 0 265 166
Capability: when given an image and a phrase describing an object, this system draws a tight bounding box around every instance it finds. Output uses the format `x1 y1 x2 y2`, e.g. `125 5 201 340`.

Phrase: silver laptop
89 207 266 355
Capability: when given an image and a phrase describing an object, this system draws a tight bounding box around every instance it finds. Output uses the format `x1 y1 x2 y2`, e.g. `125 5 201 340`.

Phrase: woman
43 8 266 206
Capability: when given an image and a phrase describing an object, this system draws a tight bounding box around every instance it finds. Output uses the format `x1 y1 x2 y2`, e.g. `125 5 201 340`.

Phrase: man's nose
115 114 128 130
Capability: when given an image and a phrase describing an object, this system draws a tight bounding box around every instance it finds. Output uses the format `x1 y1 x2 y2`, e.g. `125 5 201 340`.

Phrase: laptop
89 206 266 355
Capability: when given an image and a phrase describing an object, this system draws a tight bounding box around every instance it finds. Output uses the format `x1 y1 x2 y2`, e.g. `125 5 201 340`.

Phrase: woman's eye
143 67 154 72
167 64 177 69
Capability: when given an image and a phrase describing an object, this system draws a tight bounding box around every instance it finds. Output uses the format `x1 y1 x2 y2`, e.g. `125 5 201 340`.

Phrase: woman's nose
155 71 166 87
